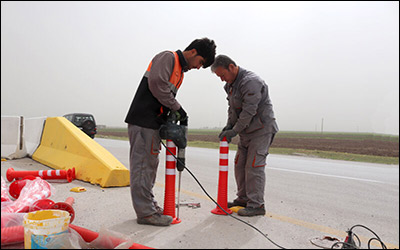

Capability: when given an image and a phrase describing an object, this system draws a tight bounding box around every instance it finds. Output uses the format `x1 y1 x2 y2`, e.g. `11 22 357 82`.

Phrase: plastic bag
45 227 92 249
1 213 26 246
1 212 26 228
1 177 54 213
90 226 137 249
44 225 152 249
1 176 12 202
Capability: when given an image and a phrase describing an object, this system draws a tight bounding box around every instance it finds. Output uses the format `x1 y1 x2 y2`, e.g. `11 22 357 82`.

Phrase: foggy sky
1 1 399 135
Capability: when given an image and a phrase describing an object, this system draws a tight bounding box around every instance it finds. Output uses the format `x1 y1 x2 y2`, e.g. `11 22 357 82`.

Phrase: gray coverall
224 67 279 208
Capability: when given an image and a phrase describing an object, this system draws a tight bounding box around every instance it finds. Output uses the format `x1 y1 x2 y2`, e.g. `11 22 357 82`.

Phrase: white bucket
23 209 70 249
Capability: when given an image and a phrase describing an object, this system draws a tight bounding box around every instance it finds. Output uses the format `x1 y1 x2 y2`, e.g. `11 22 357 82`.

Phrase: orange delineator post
6 167 76 182
28 197 76 222
1 225 25 246
52 197 75 222
69 224 154 249
211 137 233 215
163 139 181 224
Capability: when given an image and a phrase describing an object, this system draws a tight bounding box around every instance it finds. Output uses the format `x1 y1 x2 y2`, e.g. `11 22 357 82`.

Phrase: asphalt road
1 138 399 249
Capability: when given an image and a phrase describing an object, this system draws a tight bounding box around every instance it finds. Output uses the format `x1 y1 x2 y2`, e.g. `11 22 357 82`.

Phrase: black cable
331 241 358 249
353 233 361 248
349 224 387 249
330 224 388 249
160 140 286 249
161 141 389 250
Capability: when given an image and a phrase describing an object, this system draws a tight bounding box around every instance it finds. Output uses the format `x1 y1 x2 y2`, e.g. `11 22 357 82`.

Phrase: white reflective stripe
38 170 44 177
168 81 178 94
55 170 61 176
167 141 176 147
220 141 229 147
166 168 176 175
166 155 176 162
47 170 52 177
220 154 229 159
219 166 228 171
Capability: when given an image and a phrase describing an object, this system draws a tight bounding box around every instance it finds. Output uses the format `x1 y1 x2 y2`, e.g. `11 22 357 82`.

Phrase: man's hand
222 123 233 131
219 129 237 143
218 124 232 138
175 107 187 122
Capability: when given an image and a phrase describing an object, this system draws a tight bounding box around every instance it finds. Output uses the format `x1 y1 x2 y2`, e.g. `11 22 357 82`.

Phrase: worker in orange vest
125 38 216 226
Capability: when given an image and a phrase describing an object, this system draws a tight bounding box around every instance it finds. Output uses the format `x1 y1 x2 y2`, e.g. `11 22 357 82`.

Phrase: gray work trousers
234 132 275 208
128 124 161 218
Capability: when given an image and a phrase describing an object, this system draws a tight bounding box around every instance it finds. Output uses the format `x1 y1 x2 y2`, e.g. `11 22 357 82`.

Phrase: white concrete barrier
24 116 47 156
1 116 27 159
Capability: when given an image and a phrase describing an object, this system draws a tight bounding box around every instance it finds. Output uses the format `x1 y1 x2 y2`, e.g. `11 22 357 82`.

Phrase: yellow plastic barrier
32 117 129 187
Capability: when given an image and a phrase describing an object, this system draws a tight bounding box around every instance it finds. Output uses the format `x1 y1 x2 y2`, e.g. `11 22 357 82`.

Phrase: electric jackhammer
159 111 187 220
159 112 188 171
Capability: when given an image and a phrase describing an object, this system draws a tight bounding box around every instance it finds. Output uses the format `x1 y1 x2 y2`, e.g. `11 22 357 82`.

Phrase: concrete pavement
2 157 319 249
2 142 398 249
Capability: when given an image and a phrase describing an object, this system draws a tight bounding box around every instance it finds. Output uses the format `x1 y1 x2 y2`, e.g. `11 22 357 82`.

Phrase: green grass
188 129 220 135
187 141 398 165
273 131 399 142
98 127 128 133
98 135 129 141
189 129 399 142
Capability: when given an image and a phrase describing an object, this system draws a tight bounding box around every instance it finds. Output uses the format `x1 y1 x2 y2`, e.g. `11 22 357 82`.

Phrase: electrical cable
160 140 286 249
161 141 389 249
330 224 387 249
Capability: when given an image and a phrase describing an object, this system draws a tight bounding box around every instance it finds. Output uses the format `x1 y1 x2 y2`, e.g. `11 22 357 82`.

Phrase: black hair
184 37 217 68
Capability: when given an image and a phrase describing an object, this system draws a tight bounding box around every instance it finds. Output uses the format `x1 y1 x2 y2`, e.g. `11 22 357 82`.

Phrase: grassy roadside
187 141 399 165
189 129 399 142
97 128 399 165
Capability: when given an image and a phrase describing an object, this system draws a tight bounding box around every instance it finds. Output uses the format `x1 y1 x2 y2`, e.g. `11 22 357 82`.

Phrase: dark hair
184 38 217 68
210 55 236 72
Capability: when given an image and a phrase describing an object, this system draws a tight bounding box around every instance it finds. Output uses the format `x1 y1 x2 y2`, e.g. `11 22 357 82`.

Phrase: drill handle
167 112 178 123
180 117 188 126
177 157 185 172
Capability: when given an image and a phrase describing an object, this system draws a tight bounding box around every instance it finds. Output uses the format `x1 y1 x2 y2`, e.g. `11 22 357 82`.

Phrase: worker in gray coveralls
211 54 278 216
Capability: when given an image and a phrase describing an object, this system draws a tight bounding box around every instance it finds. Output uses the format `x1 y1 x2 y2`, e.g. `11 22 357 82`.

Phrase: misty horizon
2 1 399 135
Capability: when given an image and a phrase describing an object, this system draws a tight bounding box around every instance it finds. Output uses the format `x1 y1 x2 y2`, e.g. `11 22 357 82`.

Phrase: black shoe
227 200 247 208
237 205 265 216
137 213 172 226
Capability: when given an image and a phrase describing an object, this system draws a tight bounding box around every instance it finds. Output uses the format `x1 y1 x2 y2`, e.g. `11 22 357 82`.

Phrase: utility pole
321 118 324 134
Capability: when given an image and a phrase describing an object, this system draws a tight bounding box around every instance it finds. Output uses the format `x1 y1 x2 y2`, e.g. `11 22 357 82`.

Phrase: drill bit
176 171 182 220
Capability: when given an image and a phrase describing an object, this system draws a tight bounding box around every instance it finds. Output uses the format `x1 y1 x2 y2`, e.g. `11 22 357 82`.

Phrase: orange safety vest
124 50 185 129
144 51 184 95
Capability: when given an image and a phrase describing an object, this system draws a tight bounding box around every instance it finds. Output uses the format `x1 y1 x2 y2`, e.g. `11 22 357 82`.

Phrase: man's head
183 38 216 71
211 55 239 84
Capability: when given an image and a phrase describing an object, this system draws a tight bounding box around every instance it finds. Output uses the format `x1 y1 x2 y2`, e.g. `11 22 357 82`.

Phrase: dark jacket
125 50 187 129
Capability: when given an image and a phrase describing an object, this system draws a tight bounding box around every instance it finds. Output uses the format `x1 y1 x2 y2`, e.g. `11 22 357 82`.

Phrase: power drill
159 112 188 171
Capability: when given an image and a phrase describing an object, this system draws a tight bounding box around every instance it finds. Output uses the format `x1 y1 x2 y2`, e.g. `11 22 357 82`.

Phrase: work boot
237 205 266 217
227 200 247 208
137 213 173 226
